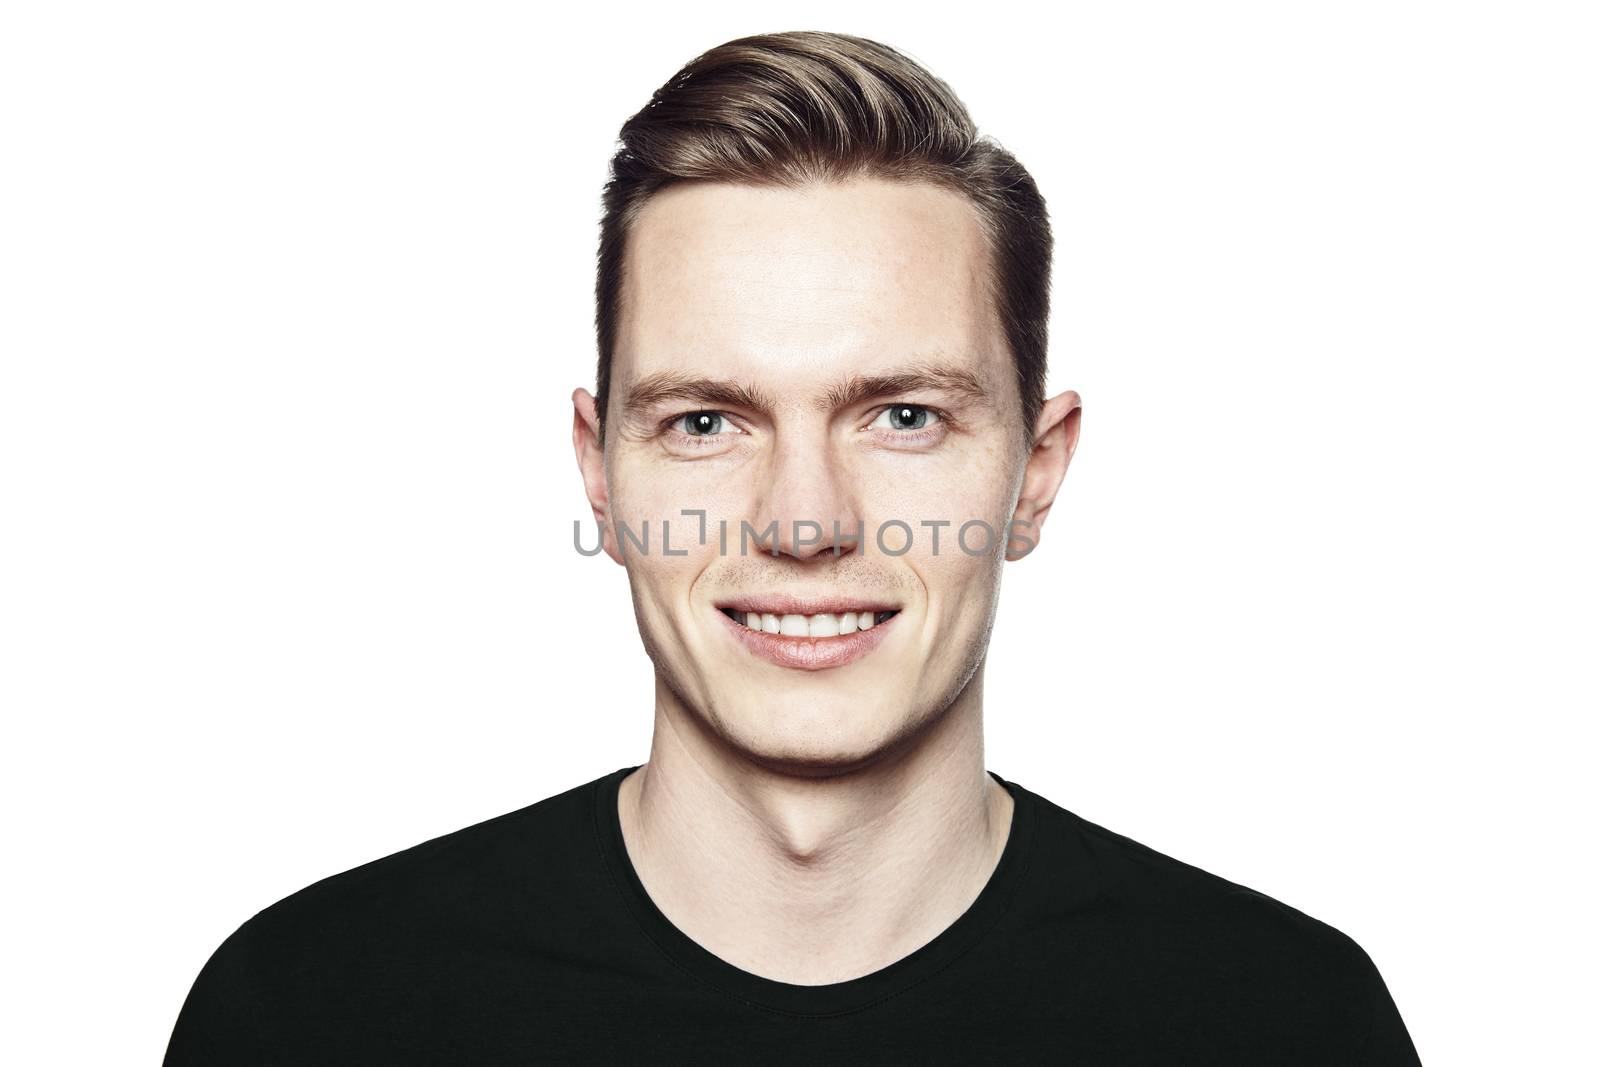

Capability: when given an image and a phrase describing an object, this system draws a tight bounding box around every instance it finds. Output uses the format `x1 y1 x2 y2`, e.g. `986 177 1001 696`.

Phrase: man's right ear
571 388 625 565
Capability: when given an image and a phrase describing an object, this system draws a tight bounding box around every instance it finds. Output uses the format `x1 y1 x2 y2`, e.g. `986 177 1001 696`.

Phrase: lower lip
716 610 897 671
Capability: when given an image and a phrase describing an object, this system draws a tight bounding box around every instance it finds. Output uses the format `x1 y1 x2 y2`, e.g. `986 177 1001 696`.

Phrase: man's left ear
1007 389 1082 561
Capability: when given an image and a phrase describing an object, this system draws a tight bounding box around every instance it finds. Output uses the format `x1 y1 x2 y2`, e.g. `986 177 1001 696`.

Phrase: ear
571 387 625 565
1006 389 1082 561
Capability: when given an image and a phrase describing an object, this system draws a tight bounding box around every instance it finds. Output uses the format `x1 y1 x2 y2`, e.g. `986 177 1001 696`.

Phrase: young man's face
574 178 1077 775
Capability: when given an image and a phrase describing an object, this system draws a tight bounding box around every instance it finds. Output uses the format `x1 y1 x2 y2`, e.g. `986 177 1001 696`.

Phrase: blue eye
870 404 938 431
674 411 732 436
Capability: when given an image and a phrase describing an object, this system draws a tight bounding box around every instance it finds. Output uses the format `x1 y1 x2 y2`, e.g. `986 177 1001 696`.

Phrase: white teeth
808 613 840 637
732 608 889 635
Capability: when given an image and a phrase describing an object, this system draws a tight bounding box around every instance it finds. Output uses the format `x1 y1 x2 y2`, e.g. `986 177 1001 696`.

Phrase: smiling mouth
717 607 901 637
712 601 902 671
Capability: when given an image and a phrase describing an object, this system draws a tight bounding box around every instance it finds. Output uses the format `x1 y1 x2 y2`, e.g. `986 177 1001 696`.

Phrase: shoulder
1014 788 1417 1060
1011 793 1427 1062
1044 795 1376 972
164 769 617 1063
247 768 604 946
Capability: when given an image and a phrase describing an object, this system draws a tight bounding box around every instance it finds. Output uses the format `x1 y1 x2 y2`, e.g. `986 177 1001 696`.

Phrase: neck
616 674 1014 986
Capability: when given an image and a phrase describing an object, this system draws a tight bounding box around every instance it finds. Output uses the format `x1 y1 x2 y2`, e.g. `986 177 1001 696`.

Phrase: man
165 31 1421 1065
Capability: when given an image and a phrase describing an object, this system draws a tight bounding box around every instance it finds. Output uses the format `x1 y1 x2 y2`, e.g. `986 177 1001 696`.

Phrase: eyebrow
821 363 990 411
618 361 992 421
619 372 779 418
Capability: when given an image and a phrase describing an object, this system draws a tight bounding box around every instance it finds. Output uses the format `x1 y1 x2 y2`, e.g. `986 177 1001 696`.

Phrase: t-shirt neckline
592 762 1038 1018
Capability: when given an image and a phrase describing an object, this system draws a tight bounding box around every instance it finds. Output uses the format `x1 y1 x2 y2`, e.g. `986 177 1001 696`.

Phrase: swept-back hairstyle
594 31 1052 444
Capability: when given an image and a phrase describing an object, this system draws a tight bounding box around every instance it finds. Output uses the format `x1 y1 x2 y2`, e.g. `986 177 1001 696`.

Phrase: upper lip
714 594 901 616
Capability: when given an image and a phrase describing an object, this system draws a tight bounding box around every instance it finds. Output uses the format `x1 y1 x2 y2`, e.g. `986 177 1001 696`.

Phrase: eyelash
866 404 952 441
657 404 955 446
660 411 746 446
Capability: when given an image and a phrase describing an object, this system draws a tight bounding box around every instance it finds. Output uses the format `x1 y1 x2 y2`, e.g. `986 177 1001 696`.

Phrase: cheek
608 453 680 527
887 458 1016 614
607 468 722 612
621 544 720 680
911 528 1005 610
862 450 1017 536
611 453 752 537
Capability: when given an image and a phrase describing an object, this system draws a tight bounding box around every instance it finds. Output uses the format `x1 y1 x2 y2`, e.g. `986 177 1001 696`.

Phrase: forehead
616 178 1003 395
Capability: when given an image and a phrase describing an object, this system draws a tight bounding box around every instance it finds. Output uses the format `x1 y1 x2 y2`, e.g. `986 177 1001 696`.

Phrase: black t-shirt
164 766 1422 1065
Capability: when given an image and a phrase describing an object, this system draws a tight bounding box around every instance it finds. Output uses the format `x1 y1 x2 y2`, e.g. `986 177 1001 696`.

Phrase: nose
751 428 864 560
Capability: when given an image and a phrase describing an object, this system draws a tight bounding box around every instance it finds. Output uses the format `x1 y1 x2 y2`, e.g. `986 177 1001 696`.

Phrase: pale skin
571 177 1081 985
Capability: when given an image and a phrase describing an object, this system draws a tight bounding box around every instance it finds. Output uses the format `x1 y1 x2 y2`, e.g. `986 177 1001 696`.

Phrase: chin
689 693 898 776
696 686 940 780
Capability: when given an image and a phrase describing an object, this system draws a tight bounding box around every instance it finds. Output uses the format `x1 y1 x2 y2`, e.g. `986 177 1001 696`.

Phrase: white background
2 2 1595 1062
